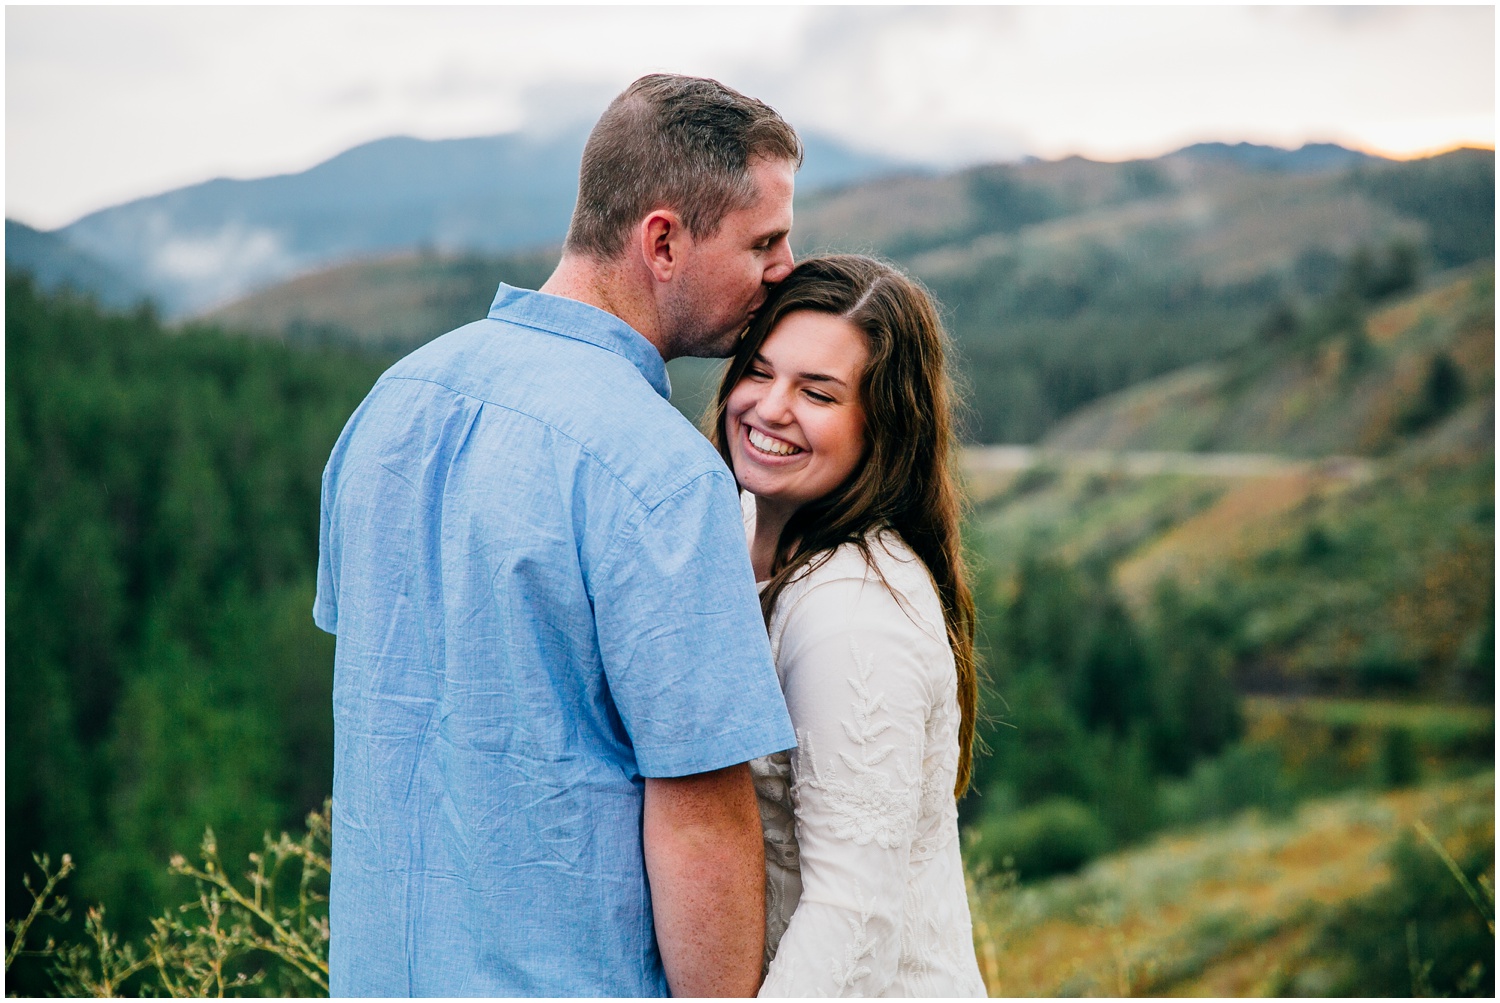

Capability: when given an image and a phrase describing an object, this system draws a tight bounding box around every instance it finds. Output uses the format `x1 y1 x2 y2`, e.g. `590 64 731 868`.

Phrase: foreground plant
5 802 331 997
6 853 75 972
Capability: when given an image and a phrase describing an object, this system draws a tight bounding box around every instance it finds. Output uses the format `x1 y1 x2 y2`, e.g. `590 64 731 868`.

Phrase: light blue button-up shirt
315 284 794 997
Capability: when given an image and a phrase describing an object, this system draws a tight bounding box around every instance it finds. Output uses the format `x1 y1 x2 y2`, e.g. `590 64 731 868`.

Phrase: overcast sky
7 5 1494 230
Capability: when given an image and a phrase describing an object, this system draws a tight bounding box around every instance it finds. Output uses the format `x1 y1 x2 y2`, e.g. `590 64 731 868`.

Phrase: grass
1244 696 1494 742
1242 697 1493 794
968 771 1494 996
1111 470 1337 610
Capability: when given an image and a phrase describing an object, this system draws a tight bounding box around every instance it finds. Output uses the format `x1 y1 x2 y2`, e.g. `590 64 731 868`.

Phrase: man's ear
639 209 684 283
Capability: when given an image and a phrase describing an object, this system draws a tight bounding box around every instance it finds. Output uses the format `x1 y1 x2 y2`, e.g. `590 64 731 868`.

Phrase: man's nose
763 238 795 285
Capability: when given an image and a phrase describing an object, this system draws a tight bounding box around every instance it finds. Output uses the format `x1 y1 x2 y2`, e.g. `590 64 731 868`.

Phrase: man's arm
643 763 765 997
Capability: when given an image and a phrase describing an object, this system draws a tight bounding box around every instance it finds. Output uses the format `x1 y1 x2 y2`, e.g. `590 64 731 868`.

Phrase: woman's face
725 310 869 514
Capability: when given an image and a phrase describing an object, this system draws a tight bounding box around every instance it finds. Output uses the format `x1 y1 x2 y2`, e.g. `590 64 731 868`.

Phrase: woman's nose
757 382 795 423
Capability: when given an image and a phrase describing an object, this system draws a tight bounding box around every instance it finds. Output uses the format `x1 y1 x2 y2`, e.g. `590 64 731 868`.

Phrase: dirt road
961 445 1375 481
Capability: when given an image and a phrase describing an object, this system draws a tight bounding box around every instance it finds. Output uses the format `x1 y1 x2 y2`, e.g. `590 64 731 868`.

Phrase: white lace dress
747 512 987 997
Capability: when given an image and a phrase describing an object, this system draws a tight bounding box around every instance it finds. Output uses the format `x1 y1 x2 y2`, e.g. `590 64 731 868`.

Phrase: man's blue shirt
314 284 795 997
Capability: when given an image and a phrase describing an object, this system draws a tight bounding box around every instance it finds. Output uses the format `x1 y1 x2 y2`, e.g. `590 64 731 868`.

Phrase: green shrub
1089 729 1160 844
1158 741 1297 827
975 668 1101 812
1398 351 1467 434
968 797 1112 882
1378 727 1421 789
1355 635 1421 693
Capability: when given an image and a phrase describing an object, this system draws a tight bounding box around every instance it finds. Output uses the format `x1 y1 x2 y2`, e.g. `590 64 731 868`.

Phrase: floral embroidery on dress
827 895 878 995
793 639 921 850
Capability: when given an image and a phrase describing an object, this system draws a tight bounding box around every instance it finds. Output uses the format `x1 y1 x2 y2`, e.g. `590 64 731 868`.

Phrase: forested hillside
209 248 559 352
981 262 1492 660
803 145 1494 441
5 276 386 960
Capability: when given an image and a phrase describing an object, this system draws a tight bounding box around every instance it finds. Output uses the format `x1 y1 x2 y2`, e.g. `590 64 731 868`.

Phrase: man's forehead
745 159 795 219
750 156 797 193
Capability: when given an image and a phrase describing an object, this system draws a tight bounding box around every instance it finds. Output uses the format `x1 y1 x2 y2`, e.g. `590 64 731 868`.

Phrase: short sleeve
759 574 937 998
592 469 795 777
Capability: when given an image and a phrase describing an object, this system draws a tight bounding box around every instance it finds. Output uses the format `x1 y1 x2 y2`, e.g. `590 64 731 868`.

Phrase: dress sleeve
759 573 937 998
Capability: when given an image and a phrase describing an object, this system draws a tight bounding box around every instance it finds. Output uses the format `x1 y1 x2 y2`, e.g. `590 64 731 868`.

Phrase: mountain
1170 141 1377 174
201 144 1492 442
17 129 917 317
4 219 147 310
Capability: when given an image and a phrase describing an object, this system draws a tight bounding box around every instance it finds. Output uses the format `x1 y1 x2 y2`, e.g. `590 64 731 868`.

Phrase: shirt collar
488 283 671 400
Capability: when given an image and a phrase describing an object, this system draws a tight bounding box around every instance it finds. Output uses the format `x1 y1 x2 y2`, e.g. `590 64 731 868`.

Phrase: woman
706 255 986 997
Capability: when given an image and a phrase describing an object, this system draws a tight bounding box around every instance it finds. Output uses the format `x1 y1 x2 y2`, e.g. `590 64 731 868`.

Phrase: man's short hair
564 74 803 260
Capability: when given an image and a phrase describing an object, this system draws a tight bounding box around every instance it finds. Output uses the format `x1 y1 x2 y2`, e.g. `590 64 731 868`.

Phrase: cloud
6 6 1493 228
518 81 618 137
732 6 1032 165
152 223 288 290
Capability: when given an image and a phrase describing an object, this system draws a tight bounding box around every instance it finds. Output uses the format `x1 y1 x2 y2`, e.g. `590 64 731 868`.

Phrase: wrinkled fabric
315 284 794 997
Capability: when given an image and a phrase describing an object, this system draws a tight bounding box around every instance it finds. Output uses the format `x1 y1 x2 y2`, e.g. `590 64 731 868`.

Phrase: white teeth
748 427 801 456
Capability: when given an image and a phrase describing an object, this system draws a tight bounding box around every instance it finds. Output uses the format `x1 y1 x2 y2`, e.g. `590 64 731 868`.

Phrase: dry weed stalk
5 853 75 970
4 802 331 997
1414 818 1495 935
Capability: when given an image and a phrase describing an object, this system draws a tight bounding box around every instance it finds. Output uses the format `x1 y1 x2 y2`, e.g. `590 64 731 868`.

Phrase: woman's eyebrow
752 352 850 388
800 372 847 387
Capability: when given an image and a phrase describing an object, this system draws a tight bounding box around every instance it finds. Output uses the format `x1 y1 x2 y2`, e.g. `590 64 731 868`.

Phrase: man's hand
643 763 765 997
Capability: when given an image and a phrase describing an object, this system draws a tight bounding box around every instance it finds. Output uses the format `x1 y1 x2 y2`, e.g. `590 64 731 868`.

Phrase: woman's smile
745 425 804 458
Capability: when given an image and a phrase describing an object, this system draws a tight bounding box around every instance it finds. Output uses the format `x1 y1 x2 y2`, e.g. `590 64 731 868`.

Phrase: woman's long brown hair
705 254 979 797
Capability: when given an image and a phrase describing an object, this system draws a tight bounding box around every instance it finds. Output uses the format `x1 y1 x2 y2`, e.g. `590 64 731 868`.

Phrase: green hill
205 248 558 352
796 146 1490 441
1043 264 1494 457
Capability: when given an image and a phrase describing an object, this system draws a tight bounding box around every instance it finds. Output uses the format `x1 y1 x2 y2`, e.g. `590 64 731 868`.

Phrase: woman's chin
732 454 793 497
736 474 782 504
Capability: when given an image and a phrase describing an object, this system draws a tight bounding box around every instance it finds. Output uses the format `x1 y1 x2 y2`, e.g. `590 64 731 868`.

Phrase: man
314 74 800 997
